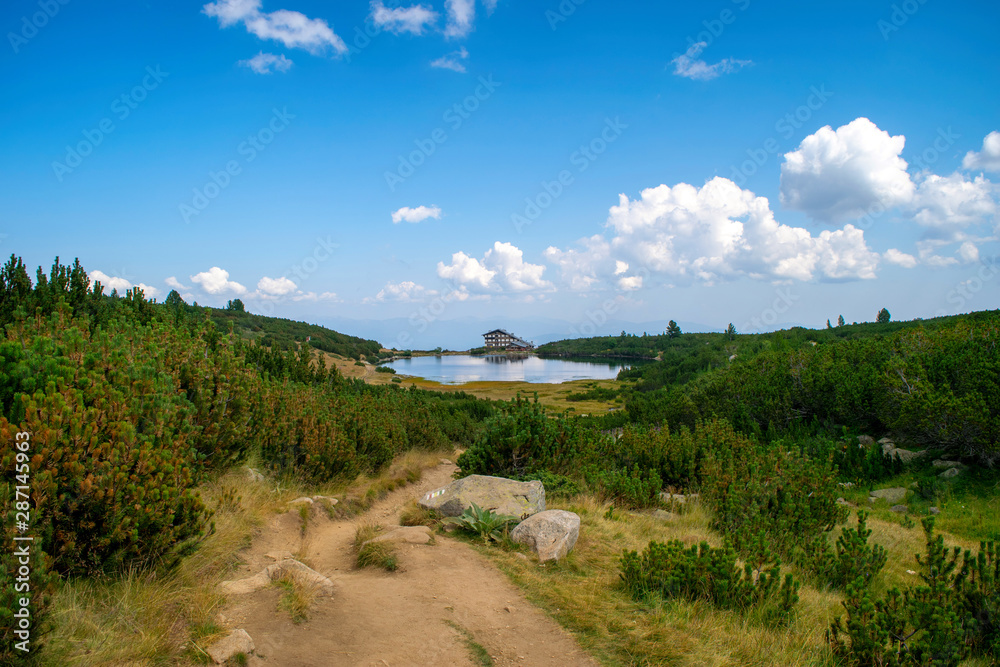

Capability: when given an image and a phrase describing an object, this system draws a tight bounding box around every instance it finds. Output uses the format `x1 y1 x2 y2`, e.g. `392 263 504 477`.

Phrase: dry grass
476 496 842 667
354 521 398 572
274 572 317 624
43 463 289 665
399 500 442 527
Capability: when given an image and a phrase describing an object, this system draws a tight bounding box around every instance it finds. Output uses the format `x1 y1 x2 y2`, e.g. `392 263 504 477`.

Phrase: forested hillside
0 255 493 661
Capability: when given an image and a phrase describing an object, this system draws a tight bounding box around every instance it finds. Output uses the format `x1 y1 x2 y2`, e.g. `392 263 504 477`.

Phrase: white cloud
190 267 247 295
483 0 498 15
547 177 880 289
89 270 161 298
203 0 347 55
370 1 438 35
916 239 959 268
437 251 495 290
257 276 297 295
780 117 915 223
430 47 469 73
238 51 293 74
962 131 1000 173
911 172 996 237
291 291 338 302
958 240 980 264
165 276 188 291
437 242 552 294
670 42 751 81
391 205 442 223
444 0 475 38
366 281 438 303
884 248 918 268
543 235 612 291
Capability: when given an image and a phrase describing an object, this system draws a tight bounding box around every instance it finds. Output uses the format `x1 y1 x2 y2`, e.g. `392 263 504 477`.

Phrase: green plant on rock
442 503 518 543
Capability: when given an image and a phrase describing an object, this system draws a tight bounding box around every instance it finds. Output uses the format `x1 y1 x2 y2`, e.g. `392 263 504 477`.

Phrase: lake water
381 354 645 384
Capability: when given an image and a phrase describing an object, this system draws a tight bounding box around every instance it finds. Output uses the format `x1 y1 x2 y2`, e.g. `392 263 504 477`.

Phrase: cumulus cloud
391 205 442 223
257 276 297 296
366 281 438 303
370 1 438 35
444 0 475 38
165 276 188 291
437 242 552 294
546 177 880 289
190 267 247 295
90 270 162 298
911 172 997 237
238 51 293 74
203 0 347 54
670 42 751 81
884 248 918 268
430 47 469 73
962 131 1000 172
780 117 915 223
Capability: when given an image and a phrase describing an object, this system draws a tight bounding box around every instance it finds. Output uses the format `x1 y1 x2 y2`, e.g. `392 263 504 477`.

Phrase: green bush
828 518 999 665
620 539 800 626
797 511 887 589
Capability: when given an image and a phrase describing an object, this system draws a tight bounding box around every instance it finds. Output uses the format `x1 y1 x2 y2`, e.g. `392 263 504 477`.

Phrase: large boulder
889 448 926 463
419 475 545 519
511 510 580 563
870 487 907 504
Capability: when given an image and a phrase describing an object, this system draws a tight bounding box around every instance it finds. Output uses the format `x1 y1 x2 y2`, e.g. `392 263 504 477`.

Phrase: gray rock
890 505 908 513
870 487 907 504
836 497 855 507
511 510 580 563
652 509 676 521
932 459 964 469
220 558 335 597
889 448 925 463
940 467 962 479
882 442 895 455
287 497 314 507
658 492 700 505
418 475 545 519
207 629 254 664
363 526 434 546
929 506 941 515
878 437 895 446
859 435 875 446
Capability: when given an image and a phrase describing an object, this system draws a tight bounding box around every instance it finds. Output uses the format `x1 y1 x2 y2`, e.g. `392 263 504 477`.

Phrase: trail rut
218 461 599 667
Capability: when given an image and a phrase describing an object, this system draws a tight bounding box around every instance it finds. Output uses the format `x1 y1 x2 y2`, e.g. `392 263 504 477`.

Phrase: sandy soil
219 461 599 667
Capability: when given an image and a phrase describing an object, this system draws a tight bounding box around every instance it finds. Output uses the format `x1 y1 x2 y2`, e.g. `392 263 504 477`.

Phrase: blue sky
2 0 999 348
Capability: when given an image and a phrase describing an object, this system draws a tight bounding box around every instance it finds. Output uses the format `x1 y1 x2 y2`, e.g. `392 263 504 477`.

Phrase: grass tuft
274 573 316 623
445 619 494 666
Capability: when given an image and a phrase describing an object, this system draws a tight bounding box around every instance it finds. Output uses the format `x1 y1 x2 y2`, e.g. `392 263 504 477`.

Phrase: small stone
940 467 962 479
877 437 894 445
858 435 875 446
439 459 453 465
206 629 254 664
652 509 676 521
890 505 908 513
264 550 295 562
288 497 314 506
932 459 964 469
889 448 925 463
929 506 941 515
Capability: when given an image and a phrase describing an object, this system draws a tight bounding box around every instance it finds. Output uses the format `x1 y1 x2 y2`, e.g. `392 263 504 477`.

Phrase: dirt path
220 461 599 667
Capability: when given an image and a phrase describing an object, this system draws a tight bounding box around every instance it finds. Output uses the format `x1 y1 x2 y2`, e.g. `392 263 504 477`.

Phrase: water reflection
382 354 647 385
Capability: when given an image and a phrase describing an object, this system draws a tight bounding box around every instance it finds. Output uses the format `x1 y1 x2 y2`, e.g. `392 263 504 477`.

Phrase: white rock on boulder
207 629 254 664
418 475 545 519
511 510 580 563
